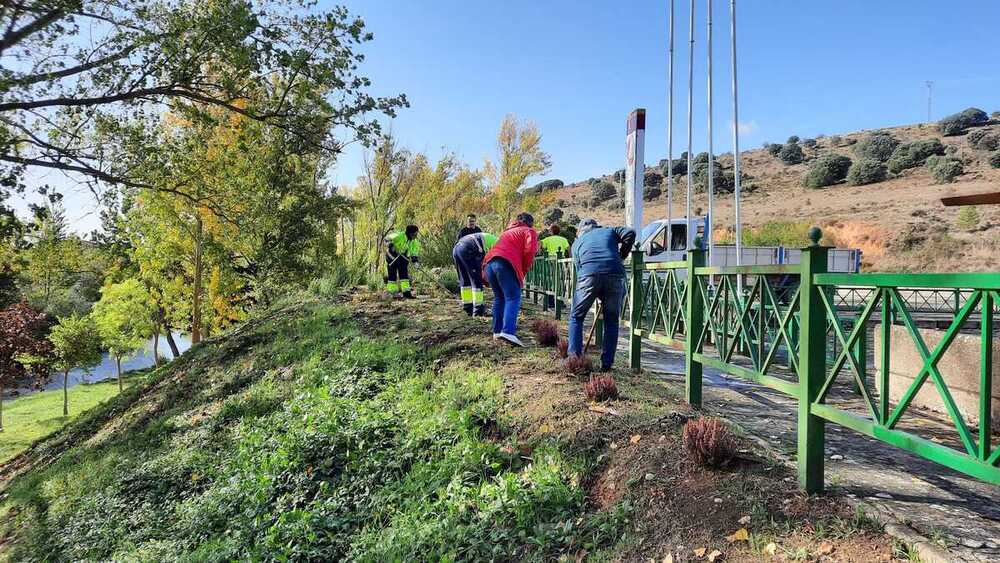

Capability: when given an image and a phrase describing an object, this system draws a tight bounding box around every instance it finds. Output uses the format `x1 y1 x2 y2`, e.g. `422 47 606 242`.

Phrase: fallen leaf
817 541 835 555
661 555 674 563
630 434 642 444
707 549 724 562
726 528 749 542
588 404 620 416
737 515 751 525
763 542 777 556
693 547 707 557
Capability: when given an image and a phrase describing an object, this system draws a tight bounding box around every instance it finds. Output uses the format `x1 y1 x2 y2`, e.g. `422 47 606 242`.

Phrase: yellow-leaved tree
485 114 552 226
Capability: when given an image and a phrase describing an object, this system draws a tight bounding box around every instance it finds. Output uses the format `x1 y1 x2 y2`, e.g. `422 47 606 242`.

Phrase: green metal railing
523 233 1000 493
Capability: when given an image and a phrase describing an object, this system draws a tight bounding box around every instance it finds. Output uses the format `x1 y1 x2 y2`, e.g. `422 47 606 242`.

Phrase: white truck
637 217 862 273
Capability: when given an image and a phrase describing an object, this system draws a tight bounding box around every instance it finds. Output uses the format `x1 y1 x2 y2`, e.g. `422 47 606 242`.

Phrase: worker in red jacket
483 212 539 347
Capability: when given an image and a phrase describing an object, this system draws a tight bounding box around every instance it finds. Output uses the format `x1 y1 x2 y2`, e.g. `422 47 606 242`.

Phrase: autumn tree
48 314 103 416
91 280 154 392
484 115 552 226
0 0 406 201
0 303 52 430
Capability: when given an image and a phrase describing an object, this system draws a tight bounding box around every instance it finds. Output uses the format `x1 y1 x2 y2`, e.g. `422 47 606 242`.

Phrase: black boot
463 303 474 316
403 291 415 299
473 304 486 317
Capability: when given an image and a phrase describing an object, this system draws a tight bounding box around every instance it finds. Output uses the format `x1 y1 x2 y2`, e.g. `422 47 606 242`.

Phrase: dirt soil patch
488 304 904 561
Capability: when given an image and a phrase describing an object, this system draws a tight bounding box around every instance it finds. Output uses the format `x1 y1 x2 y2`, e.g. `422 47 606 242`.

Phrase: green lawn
0 381 121 463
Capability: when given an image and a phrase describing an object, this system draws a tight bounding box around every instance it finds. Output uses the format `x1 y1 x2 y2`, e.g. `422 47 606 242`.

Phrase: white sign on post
624 109 646 230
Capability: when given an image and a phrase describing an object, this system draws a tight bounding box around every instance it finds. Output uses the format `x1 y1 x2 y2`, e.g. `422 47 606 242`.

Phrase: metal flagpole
730 0 742 269
685 0 695 248
706 0 714 266
666 0 674 252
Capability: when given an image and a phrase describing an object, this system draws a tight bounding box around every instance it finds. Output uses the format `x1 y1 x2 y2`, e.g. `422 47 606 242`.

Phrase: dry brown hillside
545 117 1000 272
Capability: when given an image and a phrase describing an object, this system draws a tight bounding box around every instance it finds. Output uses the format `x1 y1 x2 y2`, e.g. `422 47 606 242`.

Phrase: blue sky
20 0 1000 233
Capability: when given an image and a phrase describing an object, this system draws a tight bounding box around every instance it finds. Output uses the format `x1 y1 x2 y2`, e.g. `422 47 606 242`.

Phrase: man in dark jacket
567 218 636 371
456 214 482 241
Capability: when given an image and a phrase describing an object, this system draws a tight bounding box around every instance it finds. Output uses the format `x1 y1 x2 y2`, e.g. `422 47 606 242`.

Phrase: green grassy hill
0 289 899 561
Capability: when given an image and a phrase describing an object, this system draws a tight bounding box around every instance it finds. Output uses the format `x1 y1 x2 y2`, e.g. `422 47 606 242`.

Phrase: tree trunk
192 214 204 344
152 324 161 368
165 328 181 359
116 356 123 392
63 369 69 417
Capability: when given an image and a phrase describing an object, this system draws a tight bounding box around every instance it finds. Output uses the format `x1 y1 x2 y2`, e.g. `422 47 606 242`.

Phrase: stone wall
874 324 1000 429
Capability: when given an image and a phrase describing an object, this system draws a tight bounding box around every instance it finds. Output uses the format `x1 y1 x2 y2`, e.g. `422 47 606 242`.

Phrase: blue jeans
568 274 626 369
484 258 522 335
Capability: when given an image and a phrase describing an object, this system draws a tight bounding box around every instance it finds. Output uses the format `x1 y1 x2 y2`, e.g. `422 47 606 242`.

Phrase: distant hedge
989 152 1000 169
846 159 887 185
887 138 945 174
693 160 737 193
853 131 899 162
524 178 564 195
787 135 800 144
643 185 662 201
802 154 852 188
926 155 964 183
643 169 663 187
766 143 783 157
938 107 989 136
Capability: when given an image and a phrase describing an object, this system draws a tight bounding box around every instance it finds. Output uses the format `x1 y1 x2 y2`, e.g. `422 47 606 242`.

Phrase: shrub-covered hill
0 289 898 561
546 113 1000 272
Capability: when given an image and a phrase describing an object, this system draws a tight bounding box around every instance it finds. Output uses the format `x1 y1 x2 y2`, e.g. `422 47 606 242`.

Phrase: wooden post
629 249 645 371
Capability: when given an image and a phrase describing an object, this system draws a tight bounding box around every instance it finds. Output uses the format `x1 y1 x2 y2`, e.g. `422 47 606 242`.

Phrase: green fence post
554 249 564 320
629 248 644 372
851 320 867 395
685 241 706 407
540 254 549 312
797 227 829 494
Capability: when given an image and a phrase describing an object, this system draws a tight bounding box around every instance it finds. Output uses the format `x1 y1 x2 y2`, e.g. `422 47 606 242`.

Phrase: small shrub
989 152 1000 168
992 111 1000 120
543 207 564 225
643 169 663 187
786 135 800 144
531 319 559 347
887 138 946 174
926 155 964 183
956 206 980 230
766 143 783 157
828 135 843 146
642 185 662 201
801 138 817 149
853 131 900 162
778 142 804 165
693 152 712 165
563 354 593 376
802 154 852 188
682 416 736 468
938 107 989 136
968 128 1000 151
437 270 459 294
846 159 887 185
555 338 569 359
591 180 617 202
584 375 619 402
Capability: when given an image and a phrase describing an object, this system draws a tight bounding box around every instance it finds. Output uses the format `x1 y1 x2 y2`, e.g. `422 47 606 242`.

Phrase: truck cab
637 217 862 273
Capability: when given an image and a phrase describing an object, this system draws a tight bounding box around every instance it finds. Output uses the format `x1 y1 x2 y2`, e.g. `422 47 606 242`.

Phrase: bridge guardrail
522 236 1000 493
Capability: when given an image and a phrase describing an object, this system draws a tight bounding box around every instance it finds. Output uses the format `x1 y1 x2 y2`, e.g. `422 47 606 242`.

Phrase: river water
15 333 193 396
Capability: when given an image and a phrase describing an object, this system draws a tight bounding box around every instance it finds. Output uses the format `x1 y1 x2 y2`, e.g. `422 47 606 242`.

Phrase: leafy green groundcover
1 299 626 561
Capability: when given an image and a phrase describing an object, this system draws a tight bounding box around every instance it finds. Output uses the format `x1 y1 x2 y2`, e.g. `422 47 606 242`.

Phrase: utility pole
925 81 934 122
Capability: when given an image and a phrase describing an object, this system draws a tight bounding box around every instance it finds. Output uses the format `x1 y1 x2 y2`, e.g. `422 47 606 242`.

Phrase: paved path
634 337 1000 562
522 303 1000 562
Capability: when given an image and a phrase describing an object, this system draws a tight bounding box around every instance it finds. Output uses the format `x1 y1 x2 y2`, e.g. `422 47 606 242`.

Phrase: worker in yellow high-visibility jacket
539 224 570 257
384 225 421 299
538 224 570 307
